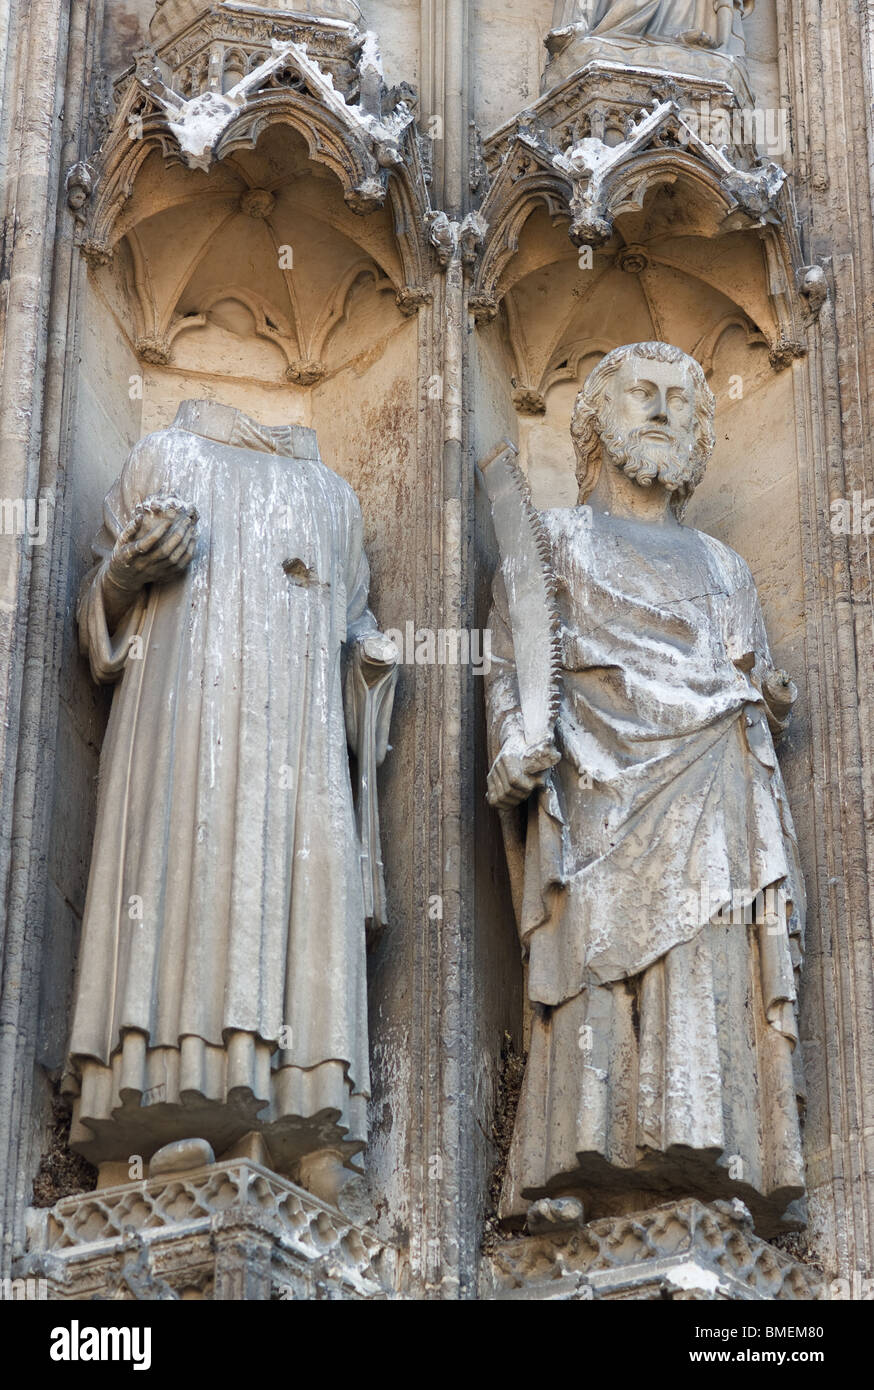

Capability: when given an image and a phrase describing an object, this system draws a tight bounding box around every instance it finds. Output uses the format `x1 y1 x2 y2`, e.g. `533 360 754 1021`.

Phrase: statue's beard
599 418 703 496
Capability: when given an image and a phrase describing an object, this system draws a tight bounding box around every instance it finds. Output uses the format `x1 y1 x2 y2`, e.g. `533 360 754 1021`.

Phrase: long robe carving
485 344 806 1236
63 401 397 1182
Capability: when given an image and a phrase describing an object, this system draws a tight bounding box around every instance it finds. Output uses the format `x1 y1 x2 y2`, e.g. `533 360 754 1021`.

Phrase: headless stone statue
63 401 398 1201
485 344 806 1236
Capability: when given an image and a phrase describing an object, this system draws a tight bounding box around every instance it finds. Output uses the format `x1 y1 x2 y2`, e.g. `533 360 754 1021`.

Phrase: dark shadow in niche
482 1030 527 1254
32 1088 97 1207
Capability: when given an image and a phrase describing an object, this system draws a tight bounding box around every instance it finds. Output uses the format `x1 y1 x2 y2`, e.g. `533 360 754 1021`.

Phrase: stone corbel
286 360 326 387
798 263 829 321
64 162 94 220
511 388 547 416
459 211 488 267
426 210 456 267
426 210 488 271
768 337 807 372
396 286 434 316
135 335 172 366
470 292 499 325
719 161 787 229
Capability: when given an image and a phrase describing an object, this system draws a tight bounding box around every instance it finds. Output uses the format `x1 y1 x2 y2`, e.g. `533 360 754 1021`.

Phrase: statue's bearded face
598 357 704 495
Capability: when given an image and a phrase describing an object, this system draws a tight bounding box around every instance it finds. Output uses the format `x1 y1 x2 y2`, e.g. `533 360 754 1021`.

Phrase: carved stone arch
84 79 434 311
172 283 301 371
691 313 769 378
308 258 394 365
132 204 243 343
472 134 805 365
471 175 574 323
215 99 386 212
379 157 434 312
560 140 806 362
541 335 618 395
222 48 248 90
84 117 202 264
214 104 433 312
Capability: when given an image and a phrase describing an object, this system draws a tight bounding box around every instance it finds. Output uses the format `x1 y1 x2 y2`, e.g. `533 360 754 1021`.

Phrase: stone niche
38 1 436 1287
469 8 826 1297
15 0 848 1303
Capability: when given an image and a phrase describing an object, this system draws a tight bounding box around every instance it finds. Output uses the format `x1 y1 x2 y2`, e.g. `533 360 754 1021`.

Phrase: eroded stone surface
483 1199 825 1301
484 344 806 1237
22 1160 402 1300
63 402 398 1181
1 0 873 1302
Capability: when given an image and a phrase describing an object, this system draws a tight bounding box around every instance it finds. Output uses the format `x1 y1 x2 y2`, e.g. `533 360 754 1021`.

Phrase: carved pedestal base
542 35 754 106
481 1199 825 1302
21 1160 401 1301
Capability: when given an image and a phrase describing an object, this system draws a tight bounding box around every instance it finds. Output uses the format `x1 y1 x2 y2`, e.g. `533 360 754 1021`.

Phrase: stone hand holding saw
479 440 562 785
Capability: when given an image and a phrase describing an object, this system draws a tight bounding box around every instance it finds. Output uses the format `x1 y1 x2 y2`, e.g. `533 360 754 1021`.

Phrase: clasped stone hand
107 495 199 594
486 733 560 810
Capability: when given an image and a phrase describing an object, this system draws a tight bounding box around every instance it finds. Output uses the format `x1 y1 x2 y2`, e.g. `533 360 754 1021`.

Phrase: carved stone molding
21 1160 402 1301
82 17 435 312
541 14 757 104
511 386 547 415
148 2 365 95
482 1200 826 1302
472 63 808 370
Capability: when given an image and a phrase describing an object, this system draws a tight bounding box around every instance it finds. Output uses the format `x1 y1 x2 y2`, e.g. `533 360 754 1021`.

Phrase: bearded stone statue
485 343 806 1235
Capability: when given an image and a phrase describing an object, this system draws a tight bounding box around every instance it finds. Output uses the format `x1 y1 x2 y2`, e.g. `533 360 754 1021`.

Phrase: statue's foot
296 1148 352 1207
678 29 718 49
525 1196 585 1236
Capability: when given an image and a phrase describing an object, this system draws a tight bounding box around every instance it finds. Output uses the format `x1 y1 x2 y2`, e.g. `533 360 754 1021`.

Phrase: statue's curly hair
570 342 716 518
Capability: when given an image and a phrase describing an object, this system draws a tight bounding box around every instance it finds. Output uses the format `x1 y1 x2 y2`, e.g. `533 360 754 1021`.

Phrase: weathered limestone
482 1198 826 1301
63 401 398 1193
23 1158 402 1300
483 343 806 1236
543 0 757 94
1 0 874 1303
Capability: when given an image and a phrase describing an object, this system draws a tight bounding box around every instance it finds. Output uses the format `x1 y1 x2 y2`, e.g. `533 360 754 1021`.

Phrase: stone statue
550 0 753 51
545 1 755 88
63 400 398 1203
484 343 806 1236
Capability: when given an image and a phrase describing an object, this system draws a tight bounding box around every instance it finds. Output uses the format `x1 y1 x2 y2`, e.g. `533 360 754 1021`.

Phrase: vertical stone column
410 0 479 1298
0 0 99 1277
776 0 874 1279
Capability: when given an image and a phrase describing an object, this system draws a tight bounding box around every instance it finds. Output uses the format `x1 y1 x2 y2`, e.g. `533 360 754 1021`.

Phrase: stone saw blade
479 440 562 753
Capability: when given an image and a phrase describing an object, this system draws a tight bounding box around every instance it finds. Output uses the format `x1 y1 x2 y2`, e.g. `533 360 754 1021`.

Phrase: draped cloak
486 506 806 1234
64 404 393 1174
552 1 754 55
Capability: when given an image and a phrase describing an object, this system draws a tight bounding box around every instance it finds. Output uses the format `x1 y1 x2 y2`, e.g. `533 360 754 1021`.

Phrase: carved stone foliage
470 63 809 410
482 1200 826 1302
22 1160 401 1300
78 7 435 373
